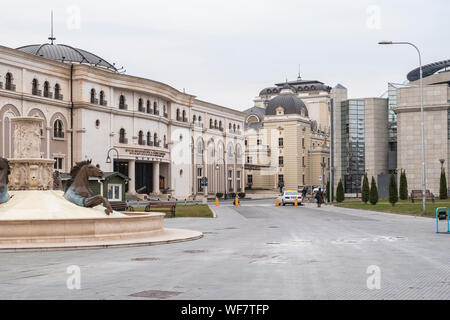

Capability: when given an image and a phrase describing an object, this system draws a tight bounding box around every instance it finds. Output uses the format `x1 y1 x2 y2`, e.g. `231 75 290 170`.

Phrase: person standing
315 188 324 207
278 180 284 194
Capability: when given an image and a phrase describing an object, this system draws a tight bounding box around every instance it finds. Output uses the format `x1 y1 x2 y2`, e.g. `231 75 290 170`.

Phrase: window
99 91 106 106
32 78 39 95
119 128 127 143
147 132 152 146
193 115 197 123
147 100 152 113
245 139 247 146
54 83 62 100
95 119 100 128
257 139 261 145
236 171 241 192
107 184 122 201
119 95 126 109
210 119 213 128
163 135 167 148
154 133 159 147
197 141 203 155
138 131 144 145
302 174 305 185
138 98 144 112
43 81 50 98
5 72 14 91
279 156 284 166
233 124 236 132
247 174 253 184
54 157 63 170
278 137 284 147
302 156 305 167
90 89 97 104
197 167 203 193
153 102 158 115
229 123 232 130
278 174 284 183
214 120 218 129
302 138 305 149
53 119 64 138
182 110 186 122
247 156 252 164
228 169 233 192
176 109 181 121
219 121 223 130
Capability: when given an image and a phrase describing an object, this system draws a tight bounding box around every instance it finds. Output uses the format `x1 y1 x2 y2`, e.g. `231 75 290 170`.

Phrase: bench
110 202 134 212
411 190 434 203
145 201 177 217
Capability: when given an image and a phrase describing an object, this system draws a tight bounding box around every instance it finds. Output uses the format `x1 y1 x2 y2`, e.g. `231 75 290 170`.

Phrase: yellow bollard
215 197 219 206
294 197 298 206
234 195 239 206
275 197 279 206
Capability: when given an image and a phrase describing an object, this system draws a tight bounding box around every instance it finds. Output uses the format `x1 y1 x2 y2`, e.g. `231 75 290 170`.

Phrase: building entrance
135 162 153 194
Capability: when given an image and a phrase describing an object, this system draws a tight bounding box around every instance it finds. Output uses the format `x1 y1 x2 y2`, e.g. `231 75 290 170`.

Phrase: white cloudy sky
1 0 448 110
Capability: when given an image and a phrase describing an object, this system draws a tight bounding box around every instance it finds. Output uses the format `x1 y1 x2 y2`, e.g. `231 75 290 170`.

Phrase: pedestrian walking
315 188 324 207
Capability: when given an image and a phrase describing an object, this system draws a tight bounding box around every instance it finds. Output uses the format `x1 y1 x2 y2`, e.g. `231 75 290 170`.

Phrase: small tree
362 173 369 204
336 179 345 203
440 168 448 200
399 170 408 200
369 176 378 205
389 172 398 206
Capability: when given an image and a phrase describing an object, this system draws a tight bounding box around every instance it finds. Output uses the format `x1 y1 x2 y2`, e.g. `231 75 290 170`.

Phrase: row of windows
118 128 168 148
31 78 63 100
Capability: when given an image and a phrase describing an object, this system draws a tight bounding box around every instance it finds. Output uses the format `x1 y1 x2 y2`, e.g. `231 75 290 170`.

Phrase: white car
278 190 302 206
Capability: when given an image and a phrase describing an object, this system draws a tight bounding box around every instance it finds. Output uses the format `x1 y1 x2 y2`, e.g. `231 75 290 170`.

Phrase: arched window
229 123 232 130
182 110 186 122
233 124 236 132
147 100 152 113
119 95 126 109
193 115 197 122
154 133 158 147
43 81 50 98
176 109 181 121
99 91 105 105
214 120 218 129
32 78 39 95
153 101 158 115
210 119 213 128
5 73 14 91
197 140 203 155
119 128 126 143
163 104 167 117
163 135 167 148
54 83 61 100
138 98 144 112
90 88 96 104
147 132 152 146
53 119 64 138
138 130 144 145
237 125 240 131
219 121 223 130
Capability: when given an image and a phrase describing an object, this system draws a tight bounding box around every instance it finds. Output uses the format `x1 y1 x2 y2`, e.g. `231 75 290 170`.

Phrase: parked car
278 190 302 206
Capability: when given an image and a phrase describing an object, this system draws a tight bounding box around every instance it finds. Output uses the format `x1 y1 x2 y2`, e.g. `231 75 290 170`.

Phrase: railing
91 98 99 104
32 89 42 96
44 91 53 98
119 103 128 110
54 131 65 139
138 140 146 146
5 83 16 91
55 93 63 100
119 138 128 144
100 100 107 106
147 141 154 147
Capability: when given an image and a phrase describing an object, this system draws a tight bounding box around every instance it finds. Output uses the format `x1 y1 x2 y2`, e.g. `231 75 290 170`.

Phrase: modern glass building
341 99 365 193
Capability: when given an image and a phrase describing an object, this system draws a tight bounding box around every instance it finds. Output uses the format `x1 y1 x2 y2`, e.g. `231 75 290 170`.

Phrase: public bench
411 190 434 203
110 202 133 212
145 201 177 217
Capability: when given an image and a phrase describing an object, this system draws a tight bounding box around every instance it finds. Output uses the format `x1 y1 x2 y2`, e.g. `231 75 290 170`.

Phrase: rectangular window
302 156 305 167
53 157 63 170
107 184 122 201
236 171 241 192
197 167 203 193
228 169 233 192
247 174 253 184
278 174 284 183
302 174 305 185
278 156 283 166
247 156 252 164
302 138 305 148
257 139 261 145
278 137 284 147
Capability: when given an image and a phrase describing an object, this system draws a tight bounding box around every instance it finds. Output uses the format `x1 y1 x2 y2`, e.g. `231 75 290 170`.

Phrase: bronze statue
0 158 11 204
63 160 113 215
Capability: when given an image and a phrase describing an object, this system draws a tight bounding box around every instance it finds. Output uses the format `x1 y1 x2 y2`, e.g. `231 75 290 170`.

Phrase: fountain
0 117 202 250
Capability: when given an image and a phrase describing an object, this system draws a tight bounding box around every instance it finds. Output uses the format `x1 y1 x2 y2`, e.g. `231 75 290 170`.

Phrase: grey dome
16 43 117 72
266 92 308 116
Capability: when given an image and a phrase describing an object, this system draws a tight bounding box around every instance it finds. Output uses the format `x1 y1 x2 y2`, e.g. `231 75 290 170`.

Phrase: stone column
153 161 160 194
128 159 136 194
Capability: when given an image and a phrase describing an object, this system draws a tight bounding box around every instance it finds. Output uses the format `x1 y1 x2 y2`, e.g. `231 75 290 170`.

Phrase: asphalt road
0 200 449 299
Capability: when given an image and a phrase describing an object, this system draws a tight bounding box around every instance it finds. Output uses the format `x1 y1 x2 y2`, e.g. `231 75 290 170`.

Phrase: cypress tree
369 176 378 205
389 172 398 206
440 168 448 200
399 170 408 200
362 173 369 204
336 179 345 203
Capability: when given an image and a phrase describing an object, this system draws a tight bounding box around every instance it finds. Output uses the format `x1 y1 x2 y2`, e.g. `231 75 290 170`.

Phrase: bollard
234 195 239 206
215 197 219 206
275 197 279 206
294 197 298 206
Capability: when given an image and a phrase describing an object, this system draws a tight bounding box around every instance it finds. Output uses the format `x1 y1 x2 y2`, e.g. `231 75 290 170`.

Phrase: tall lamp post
379 41 426 215
106 147 119 165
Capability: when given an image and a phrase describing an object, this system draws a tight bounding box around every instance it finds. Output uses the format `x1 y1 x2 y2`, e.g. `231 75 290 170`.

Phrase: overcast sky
1 0 448 110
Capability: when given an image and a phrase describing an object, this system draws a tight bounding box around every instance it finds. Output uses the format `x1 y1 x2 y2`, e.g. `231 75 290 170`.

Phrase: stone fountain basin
0 190 202 250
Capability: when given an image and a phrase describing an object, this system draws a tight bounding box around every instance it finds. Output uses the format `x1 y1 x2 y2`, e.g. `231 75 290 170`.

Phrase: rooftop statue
0 158 11 204
64 160 113 215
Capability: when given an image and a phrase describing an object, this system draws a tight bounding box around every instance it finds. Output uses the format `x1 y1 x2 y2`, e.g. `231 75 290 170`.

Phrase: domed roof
266 92 308 117
16 43 118 72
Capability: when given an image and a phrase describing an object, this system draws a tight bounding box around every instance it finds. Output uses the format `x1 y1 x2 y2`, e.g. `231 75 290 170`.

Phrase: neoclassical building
0 42 244 200
244 77 331 192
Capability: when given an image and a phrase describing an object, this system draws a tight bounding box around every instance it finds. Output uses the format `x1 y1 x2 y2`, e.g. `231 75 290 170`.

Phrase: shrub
362 173 369 204
369 176 378 205
229 192 236 198
440 168 448 200
389 172 398 206
238 192 246 198
215 192 223 199
336 179 344 203
399 170 408 200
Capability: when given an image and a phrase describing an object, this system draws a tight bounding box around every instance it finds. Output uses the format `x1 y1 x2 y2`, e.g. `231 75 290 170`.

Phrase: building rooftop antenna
48 10 56 45
297 64 302 80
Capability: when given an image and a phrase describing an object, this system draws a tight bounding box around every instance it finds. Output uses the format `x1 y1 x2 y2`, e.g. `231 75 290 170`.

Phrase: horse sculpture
63 160 113 215
0 157 11 204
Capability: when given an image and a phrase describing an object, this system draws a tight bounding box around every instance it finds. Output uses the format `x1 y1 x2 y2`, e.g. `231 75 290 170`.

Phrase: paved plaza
0 200 449 299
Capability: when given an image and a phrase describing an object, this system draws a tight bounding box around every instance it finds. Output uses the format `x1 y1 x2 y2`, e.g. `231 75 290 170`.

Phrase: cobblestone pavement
0 200 449 299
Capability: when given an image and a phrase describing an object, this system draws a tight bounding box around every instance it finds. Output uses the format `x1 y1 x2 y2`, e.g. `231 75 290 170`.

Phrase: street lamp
320 160 326 191
106 147 119 165
379 40 427 215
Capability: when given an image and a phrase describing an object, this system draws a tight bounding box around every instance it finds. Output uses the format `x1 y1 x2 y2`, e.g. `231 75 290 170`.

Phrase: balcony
44 91 53 98
91 98 99 104
55 93 63 100
119 103 128 110
138 140 146 146
119 138 128 144
5 83 16 91
32 89 42 96
100 100 108 106
54 131 64 139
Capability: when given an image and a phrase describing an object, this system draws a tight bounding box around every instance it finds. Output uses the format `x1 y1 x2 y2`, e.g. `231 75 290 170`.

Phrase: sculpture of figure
63 160 113 215
52 170 63 190
0 158 11 204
